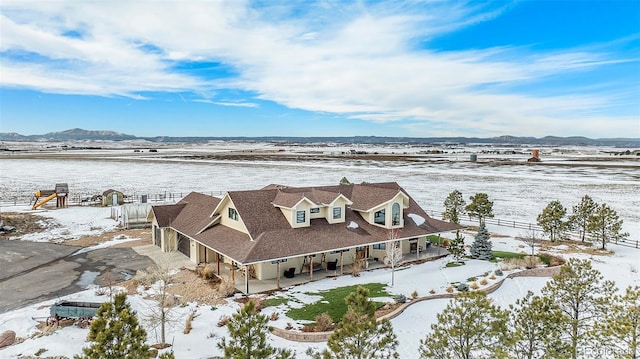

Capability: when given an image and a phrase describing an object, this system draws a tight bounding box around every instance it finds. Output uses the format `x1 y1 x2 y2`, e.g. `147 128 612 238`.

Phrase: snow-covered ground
1 143 638 239
0 205 638 358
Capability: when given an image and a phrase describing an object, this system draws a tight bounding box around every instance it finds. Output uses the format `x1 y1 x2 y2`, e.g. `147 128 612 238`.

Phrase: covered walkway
234 244 449 293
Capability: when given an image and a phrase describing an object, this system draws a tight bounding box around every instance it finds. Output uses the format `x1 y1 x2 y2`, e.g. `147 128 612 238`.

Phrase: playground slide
32 193 57 210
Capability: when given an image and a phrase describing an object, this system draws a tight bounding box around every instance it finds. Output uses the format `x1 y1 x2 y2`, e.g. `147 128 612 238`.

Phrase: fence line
0 190 227 207
424 208 639 250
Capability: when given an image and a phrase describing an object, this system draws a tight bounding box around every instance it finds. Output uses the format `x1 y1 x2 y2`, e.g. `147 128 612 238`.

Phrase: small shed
102 189 125 206
119 203 152 229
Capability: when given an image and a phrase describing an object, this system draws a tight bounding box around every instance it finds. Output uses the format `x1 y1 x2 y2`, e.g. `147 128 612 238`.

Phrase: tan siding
219 197 249 234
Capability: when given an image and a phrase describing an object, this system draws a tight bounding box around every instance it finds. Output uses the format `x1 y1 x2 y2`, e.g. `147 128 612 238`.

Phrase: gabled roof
349 185 406 211
272 191 314 208
149 192 220 234
150 203 186 227
150 183 462 265
271 188 351 209
172 192 222 237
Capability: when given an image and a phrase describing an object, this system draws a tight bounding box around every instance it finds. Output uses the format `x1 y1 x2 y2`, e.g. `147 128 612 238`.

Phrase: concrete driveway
0 240 154 313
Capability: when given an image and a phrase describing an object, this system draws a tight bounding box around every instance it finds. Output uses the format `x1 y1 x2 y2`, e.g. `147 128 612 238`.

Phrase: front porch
228 244 449 294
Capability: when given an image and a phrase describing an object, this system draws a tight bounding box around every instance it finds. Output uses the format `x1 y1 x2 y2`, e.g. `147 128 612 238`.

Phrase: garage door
177 234 190 257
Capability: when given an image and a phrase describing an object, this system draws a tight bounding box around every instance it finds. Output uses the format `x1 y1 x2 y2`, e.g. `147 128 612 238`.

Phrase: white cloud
0 0 636 136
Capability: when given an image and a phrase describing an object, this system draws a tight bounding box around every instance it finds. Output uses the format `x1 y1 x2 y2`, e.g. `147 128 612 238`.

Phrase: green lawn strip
492 251 526 260
491 251 550 265
286 283 389 323
262 297 290 308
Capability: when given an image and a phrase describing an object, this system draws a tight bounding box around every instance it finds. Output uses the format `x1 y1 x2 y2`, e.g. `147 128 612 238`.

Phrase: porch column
276 262 281 289
231 261 235 282
309 255 313 281
340 251 344 275
245 265 250 294
217 253 220 275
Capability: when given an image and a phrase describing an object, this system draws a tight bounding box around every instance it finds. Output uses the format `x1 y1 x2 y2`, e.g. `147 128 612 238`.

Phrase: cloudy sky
1 0 638 138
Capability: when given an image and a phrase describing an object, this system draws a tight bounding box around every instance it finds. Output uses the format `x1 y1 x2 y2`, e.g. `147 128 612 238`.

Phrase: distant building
528 149 541 162
102 189 125 206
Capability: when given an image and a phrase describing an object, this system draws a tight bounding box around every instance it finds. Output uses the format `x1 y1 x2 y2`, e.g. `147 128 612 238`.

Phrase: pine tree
442 190 466 224
587 202 628 250
218 300 294 359
309 286 399 359
419 291 508 359
536 200 568 242
469 223 492 260
77 292 149 359
447 230 466 263
340 177 352 185
505 291 571 359
598 285 639 359
541 258 615 359
465 193 494 225
568 195 597 242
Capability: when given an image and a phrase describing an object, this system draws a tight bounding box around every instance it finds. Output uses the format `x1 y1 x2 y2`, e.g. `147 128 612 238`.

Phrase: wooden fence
424 209 639 249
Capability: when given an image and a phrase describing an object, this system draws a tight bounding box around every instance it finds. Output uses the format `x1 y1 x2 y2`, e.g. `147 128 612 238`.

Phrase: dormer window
333 207 341 219
310 208 320 214
374 209 385 225
228 207 238 221
296 210 306 223
392 203 401 226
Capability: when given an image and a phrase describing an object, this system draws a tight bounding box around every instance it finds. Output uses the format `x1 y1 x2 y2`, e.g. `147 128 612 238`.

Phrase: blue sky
0 0 638 138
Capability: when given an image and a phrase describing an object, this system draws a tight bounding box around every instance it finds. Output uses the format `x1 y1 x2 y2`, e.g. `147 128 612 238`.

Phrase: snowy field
1 143 638 239
0 144 640 359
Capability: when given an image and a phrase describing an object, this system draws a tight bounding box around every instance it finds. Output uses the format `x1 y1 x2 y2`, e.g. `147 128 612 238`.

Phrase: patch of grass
492 251 526 260
262 297 290 307
538 254 551 265
286 283 389 323
426 235 441 245
493 251 553 266
445 262 464 267
35 348 47 357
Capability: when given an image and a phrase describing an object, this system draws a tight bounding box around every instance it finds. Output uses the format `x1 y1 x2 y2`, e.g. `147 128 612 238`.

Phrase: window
392 203 401 226
333 207 341 219
374 209 385 225
296 210 306 223
373 243 386 250
228 207 238 221
310 208 320 214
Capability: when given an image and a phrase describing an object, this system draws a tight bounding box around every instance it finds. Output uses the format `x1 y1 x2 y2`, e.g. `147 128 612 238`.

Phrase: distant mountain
0 128 638 147
0 128 136 141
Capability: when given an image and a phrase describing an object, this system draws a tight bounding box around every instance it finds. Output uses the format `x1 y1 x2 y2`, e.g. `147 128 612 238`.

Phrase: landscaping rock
0 330 16 348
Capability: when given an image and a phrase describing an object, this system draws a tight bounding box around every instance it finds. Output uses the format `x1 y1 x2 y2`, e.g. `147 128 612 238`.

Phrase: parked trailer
49 301 101 319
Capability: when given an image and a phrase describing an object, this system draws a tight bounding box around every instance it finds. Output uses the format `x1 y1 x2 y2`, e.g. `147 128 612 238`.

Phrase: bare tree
520 228 539 256
385 229 402 287
138 254 183 346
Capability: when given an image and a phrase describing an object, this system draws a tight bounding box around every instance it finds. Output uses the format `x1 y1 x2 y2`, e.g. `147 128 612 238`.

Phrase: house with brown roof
148 182 461 293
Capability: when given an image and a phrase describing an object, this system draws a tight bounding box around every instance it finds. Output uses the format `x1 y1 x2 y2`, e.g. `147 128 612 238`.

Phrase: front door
112 193 118 206
356 246 368 260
